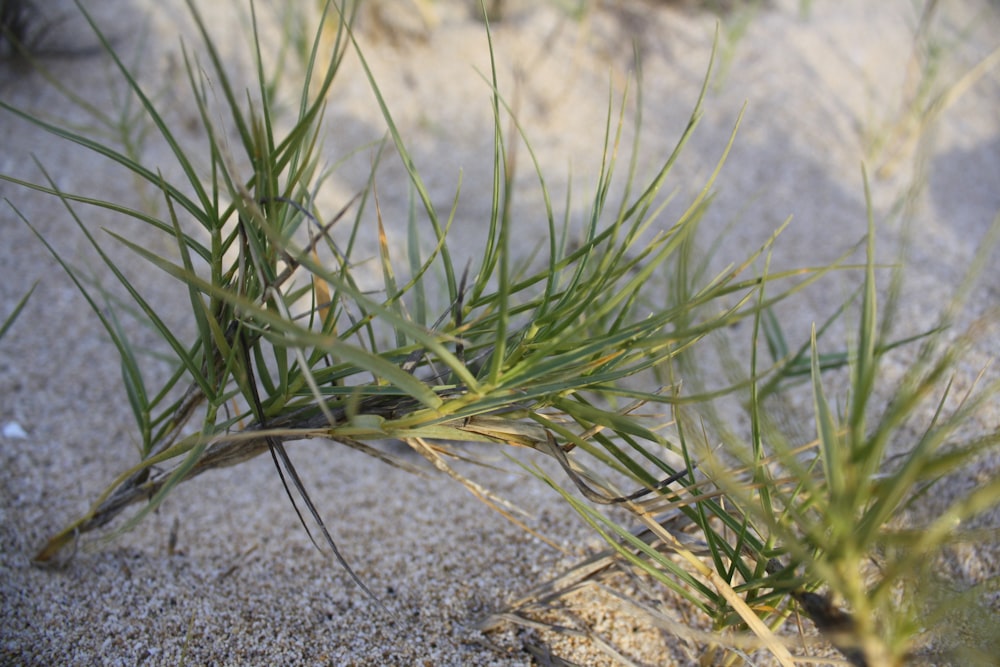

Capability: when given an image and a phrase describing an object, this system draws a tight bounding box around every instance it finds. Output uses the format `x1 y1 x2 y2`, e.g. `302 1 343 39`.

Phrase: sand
2 0 998 665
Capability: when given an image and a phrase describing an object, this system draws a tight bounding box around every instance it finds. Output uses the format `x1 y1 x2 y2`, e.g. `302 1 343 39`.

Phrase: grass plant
2 0 805 588
2 1 998 665
506 194 1000 664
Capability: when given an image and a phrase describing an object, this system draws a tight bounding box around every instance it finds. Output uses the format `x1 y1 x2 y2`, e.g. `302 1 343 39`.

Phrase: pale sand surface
1 1 999 665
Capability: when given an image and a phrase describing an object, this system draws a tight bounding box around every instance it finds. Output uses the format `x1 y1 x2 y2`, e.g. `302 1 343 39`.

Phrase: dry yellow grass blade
626 501 798 667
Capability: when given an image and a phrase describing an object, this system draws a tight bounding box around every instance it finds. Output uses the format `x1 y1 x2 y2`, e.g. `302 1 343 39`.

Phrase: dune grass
2 1 998 665
504 188 1000 665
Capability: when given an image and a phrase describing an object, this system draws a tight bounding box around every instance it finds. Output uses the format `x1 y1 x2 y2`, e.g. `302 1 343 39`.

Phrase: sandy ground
1 0 999 665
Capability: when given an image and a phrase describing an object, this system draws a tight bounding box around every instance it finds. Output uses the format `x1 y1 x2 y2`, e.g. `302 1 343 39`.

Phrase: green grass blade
0 280 36 340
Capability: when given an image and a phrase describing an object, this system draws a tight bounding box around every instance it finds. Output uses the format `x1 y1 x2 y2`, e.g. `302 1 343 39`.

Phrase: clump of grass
0 0 814 609
717 196 1000 665
500 180 1000 664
